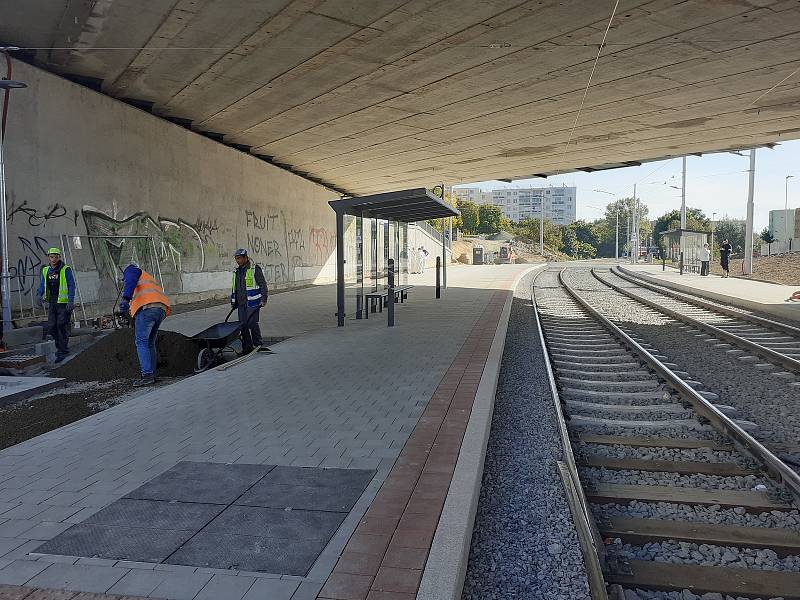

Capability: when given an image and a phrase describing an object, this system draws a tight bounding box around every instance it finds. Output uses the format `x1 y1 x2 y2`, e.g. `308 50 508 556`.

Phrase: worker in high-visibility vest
231 248 269 354
36 247 76 363
119 264 171 386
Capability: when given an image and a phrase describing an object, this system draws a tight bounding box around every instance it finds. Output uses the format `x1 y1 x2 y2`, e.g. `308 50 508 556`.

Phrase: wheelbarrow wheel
195 348 215 373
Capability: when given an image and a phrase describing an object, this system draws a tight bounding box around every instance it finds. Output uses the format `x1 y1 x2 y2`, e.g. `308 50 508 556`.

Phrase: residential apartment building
453 186 577 225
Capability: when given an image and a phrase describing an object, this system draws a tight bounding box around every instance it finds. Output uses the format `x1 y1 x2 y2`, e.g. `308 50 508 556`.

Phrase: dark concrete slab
263 466 375 489
237 482 366 512
85 498 224 530
205 505 345 540
34 523 194 563
164 532 328 575
125 462 274 504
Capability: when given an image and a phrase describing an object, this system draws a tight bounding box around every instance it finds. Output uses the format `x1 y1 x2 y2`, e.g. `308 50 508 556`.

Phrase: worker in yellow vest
36 247 76 363
119 264 171 386
231 248 269 354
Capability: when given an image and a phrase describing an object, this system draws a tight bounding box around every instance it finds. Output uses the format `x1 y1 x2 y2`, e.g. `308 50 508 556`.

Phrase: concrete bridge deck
0 264 534 600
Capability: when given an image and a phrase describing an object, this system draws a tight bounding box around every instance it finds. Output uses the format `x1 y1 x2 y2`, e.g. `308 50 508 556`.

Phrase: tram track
533 266 800 600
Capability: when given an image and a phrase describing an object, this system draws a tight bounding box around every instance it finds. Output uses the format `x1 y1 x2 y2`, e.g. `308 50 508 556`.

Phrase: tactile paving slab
34 462 375 576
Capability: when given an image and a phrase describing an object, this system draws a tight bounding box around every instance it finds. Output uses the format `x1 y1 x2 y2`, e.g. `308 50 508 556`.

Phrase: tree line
452 199 755 259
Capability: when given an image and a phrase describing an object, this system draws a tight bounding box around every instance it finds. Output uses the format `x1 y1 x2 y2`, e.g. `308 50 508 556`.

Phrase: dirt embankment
710 253 800 285
54 328 197 381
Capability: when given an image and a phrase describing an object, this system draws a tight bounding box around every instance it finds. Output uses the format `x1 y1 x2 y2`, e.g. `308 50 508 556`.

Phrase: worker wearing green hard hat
36 247 76 363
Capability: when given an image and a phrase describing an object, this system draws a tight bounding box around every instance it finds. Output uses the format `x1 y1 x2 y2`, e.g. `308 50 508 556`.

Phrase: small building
659 228 709 273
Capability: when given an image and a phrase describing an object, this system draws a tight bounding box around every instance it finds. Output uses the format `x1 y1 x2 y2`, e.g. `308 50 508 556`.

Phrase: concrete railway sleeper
532 266 800 600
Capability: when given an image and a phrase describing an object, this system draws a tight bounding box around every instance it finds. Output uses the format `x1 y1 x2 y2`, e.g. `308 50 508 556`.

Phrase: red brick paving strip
318 291 509 600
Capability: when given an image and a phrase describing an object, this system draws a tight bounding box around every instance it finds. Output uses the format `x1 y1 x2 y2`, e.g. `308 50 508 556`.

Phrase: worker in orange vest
119 264 171 387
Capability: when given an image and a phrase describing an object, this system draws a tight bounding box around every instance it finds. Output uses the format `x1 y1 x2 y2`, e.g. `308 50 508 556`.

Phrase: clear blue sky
457 139 800 231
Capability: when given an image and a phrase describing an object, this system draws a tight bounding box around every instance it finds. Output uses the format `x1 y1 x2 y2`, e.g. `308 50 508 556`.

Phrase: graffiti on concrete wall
9 235 51 296
309 227 335 266
8 199 79 228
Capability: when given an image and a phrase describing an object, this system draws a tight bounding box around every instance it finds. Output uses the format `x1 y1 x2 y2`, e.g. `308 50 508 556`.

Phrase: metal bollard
387 258 395 327
436 256 441 299
679 251 684 275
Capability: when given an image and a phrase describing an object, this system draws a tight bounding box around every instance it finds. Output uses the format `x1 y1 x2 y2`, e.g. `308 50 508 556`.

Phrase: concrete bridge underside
2 0 799 195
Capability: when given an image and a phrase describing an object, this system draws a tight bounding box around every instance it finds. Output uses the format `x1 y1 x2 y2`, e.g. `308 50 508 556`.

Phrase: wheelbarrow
190 306 259 373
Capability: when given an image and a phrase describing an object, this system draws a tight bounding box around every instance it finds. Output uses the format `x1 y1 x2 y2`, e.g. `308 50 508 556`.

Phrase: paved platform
621 264 800 324
0 264 534 600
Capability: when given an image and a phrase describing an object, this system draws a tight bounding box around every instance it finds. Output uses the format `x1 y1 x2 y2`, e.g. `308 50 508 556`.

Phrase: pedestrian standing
699 242 710 276
119 264 171 386
37 247 75 363
720 239 733 278
418 246 429 274
231 249 269 354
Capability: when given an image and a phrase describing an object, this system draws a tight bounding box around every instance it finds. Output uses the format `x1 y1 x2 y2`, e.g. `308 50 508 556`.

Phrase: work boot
133 376 155 387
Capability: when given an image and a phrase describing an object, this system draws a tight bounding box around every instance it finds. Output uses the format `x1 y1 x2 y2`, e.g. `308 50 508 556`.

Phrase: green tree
511 218 564 253
652 207 710 252
457 201 480 234
562 223 597 259
760 227 775 256
714 217 746 254
603 197 653 255
478 204 504 234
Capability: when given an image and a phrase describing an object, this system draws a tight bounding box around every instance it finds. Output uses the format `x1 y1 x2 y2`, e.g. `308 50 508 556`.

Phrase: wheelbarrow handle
224 306 237 322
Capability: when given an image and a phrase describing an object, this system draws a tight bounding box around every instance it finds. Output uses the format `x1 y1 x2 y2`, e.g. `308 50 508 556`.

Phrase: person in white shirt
418 247 429 274
699 242 711 276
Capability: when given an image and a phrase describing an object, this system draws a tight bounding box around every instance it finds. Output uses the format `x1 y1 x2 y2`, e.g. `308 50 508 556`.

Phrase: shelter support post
336 209 345 327
744 149 756 275
387 258 395 327
436 256 441 299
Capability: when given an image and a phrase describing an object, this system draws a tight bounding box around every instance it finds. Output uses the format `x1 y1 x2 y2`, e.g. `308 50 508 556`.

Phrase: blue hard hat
234 248 248 257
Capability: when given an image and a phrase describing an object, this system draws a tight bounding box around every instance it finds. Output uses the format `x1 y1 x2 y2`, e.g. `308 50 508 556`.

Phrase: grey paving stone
0 559 51 585
193 573 256 600
0 538 26 558
85 498 224 531
165 532 327 576
27 562 129 592
21 522 73 541
0 504 47 520
148 571 212 600
262 467 374 489
34 523 194 563
106 568 168 596
288 580 324 600
0 540 42 560
242 577 301 600
205 506 345 540
34 505 84 522
0 520 36 538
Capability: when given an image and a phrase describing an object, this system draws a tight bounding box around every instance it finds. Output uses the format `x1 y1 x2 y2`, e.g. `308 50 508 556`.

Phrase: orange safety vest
129 270 171 317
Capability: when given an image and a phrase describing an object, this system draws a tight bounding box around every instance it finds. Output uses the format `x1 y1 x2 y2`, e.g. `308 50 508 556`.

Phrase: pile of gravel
607 539 800 572
462 272 591 600
579 466 767 491
592 500 800 531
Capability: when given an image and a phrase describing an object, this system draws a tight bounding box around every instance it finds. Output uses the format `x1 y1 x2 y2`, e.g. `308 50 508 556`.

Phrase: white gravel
592 500 800 531
579 466 768 491
607 539 800 572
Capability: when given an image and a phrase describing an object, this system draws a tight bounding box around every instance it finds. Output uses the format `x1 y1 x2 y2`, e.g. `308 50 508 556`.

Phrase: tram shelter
660 228 710 274
329 189 459 326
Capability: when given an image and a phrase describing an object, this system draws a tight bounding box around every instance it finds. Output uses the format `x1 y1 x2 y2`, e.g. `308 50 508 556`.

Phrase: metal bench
365 285 413 318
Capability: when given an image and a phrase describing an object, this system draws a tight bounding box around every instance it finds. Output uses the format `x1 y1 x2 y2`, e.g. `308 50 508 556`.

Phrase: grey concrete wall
2 59 338 316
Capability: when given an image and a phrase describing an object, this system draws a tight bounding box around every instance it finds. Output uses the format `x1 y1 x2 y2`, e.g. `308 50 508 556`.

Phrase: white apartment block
454 186 577 225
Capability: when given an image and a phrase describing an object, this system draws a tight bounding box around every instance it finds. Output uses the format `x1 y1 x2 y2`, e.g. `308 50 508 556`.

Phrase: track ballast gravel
462 272 591 600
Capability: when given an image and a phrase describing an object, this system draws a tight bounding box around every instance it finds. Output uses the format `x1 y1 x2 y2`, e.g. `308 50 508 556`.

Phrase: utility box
473 245 484 265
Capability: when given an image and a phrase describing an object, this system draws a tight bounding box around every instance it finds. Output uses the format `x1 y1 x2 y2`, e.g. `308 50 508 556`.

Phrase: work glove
66 302 75 313
119 300 130 314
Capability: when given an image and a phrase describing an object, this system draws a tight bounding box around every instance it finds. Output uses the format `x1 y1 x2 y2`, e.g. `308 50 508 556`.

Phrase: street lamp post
0 77 27 328
786 175 795 252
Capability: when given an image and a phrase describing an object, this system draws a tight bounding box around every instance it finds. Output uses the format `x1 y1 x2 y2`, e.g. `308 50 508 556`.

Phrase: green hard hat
47 247 61 255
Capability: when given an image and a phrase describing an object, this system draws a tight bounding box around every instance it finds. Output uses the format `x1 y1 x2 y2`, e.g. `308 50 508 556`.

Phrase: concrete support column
744 149 756 275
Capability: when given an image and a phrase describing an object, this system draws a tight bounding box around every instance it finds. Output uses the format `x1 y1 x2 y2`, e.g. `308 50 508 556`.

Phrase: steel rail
591 268 800 373
558 268 800 505
615 265 800 336
531 268 608 600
